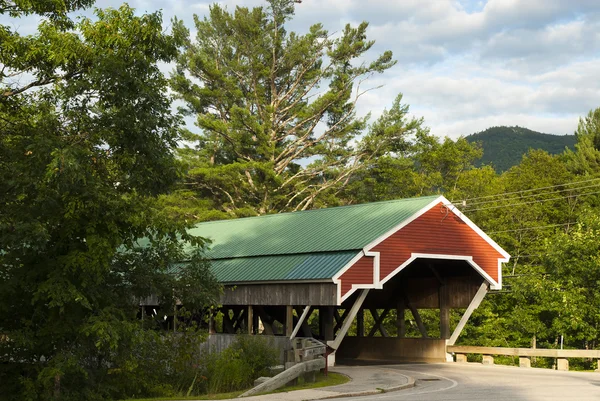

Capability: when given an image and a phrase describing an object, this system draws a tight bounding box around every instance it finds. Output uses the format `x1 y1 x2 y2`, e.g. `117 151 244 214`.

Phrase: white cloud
2 0 599 141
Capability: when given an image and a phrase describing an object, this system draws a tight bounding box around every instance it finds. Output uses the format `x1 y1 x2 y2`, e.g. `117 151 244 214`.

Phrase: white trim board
332 196 510 304
436 196 510 289
381 253 501 290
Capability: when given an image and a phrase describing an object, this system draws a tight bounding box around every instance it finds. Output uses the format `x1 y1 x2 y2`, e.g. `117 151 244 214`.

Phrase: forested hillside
466 126 576 172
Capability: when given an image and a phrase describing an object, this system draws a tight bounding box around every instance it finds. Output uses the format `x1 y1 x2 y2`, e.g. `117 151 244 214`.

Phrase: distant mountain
465 126 577 173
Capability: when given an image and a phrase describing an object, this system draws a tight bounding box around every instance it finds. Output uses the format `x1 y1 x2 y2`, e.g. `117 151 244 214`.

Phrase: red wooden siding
338 202 504 300
339 254 375 296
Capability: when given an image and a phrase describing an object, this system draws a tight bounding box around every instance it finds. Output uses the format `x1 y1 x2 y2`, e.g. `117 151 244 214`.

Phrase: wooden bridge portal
167 195 509 364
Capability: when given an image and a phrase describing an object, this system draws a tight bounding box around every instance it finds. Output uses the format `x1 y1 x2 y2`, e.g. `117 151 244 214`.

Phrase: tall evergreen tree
170 0 426 217
565 107 600 175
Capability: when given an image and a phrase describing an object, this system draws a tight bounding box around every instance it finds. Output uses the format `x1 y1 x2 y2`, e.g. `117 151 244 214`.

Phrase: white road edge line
373 369 458 399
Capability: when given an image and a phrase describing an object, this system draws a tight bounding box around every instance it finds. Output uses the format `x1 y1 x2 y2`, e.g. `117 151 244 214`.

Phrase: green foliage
201 336 279 394
0 3 221 400
466 126 576 173
452 124 600 365
168 1 433 217
564 108 600 174
544 210 600 347
89 329 209 400
341 130 483 203
3 0 600 393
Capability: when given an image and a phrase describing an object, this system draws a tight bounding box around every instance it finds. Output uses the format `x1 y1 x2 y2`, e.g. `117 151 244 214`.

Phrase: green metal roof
187 195 439 260
210 251 358 283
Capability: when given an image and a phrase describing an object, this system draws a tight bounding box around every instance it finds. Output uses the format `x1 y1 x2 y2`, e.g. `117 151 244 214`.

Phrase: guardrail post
304 370 316 383
596 359 600 372
456 353 467 363
557 358 569 371
482 355 494 365
519 356 531 368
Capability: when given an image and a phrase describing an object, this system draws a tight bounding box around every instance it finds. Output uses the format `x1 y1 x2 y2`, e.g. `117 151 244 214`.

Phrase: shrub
202 336 279 394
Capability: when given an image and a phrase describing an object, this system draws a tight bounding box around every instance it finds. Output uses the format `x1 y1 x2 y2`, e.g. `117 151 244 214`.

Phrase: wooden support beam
295 306 313 337
428 264 445 285
333 308 350 334
447 282 488 346
253 308 259 334
232 308 245 332
333 308 341 325
328 289 369 350
285 305 294 337
247 305 254 335
290 305 311 340
357 309 364 337
319 306 334 341
223 308 235 334
397 299 406 338
208 308 216 334
439 284 450 339
301 319 312 337
403 294 428 338
255 306 274 335
368 309 390 337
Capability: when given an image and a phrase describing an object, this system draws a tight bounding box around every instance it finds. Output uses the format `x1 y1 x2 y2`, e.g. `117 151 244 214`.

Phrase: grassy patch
265 372 350 394
120 390 245 401
123 372 350 401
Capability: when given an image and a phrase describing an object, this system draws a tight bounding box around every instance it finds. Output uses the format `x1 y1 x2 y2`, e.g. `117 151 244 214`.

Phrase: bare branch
2 70 80 98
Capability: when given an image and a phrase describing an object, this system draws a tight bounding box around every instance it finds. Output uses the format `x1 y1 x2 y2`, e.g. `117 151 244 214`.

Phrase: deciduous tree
0 3 220 399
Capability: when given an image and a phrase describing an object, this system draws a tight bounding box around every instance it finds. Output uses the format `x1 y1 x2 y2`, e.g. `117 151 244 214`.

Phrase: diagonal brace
327 289 369 350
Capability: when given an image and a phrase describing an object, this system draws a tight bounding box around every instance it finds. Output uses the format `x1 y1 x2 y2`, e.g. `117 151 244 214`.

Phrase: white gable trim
332 249 381 305
361 195 446 252
380 253 502 290
438 196 510 259
332 250 371 305
332 196 510 305
436 196 510 289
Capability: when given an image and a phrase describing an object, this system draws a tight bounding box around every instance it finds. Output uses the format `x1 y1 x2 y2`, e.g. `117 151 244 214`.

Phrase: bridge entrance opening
334 257 488 364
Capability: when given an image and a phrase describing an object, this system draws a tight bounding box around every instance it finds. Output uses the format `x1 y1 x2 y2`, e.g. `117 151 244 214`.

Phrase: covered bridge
188 195 509 364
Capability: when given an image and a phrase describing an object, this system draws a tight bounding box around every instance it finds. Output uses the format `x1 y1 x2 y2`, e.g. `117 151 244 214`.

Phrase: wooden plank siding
221 283 337 306
338 202 504 300
339 255 375 297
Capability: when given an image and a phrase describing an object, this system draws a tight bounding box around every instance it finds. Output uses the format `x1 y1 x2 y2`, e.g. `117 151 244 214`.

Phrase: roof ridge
195 195 442 226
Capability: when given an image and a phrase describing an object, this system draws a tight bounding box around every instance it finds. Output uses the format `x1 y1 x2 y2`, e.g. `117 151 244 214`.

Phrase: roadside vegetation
121 372 349 401
2 0 600 400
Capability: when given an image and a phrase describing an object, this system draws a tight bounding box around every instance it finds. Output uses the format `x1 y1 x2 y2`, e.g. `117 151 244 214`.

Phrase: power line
454 177 600 204
464 181 600 208
487 222 576 234
463 189 600 212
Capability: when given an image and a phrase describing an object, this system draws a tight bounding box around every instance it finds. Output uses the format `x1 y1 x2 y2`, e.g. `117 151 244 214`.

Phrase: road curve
337 362 600 401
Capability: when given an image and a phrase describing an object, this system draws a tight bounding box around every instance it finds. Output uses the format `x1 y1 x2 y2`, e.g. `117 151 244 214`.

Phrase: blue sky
6 0 600 138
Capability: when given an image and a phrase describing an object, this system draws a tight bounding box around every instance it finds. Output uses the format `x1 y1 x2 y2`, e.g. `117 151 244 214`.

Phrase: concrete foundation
337 336 446 363
482 355 494 365
519 356 531 368
557 358 569 371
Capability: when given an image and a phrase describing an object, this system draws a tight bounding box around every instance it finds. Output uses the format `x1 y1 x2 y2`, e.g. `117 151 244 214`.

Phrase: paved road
338 363 600 401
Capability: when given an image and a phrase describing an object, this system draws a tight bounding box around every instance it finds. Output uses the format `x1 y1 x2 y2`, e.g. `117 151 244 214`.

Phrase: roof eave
220 279 335 285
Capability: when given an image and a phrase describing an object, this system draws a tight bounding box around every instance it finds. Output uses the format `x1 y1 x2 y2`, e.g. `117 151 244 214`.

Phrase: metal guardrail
447 345 600 372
